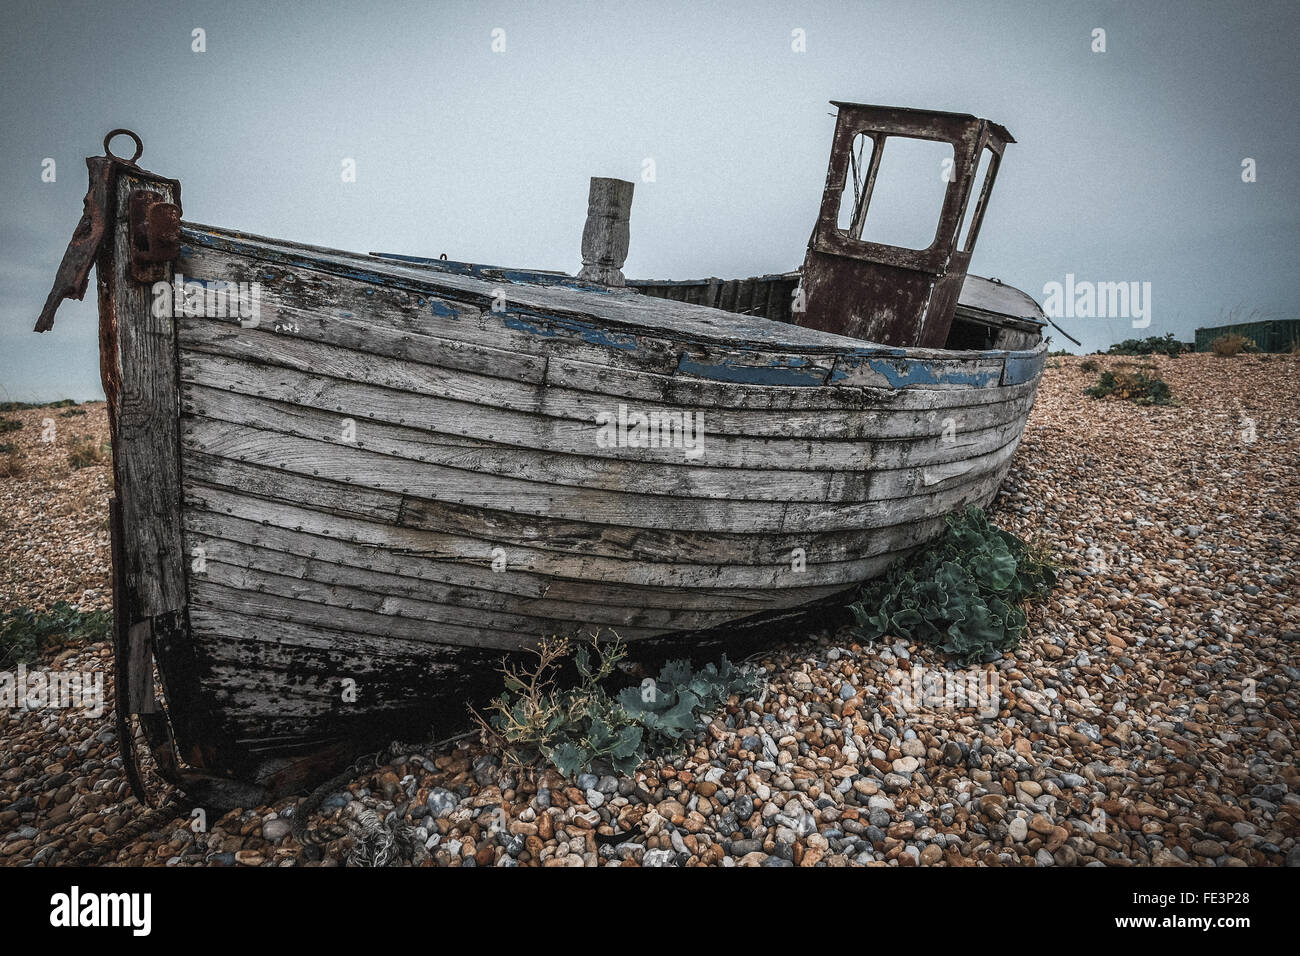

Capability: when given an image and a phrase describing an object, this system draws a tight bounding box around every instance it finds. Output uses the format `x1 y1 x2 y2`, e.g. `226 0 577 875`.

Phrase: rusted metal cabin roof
828 101 1014 144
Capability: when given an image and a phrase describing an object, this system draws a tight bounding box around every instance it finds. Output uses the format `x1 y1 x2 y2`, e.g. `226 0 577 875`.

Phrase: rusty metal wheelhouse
797 103 1014 349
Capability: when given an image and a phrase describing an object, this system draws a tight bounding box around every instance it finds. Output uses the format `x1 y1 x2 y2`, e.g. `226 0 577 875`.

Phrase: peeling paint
676 355 829 386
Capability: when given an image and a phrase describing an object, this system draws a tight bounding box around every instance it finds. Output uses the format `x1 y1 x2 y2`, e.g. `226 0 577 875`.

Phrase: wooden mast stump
577 177 634 286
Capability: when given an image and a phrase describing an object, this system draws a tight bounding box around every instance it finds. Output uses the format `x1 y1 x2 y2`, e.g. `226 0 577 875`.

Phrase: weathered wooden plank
180 383 1026 494
186 486 947 584
189 580 639 651
180 243 684 375
181 224 1049 371
108 172 187 616
188 307 547 384
180 346 1037 440
181 476 911 591
123 621 158 714
544 354 1040 411
675 346 835 386
187 550 875 649
183 499 844 611
194 561 683 641
182 461 935 572
179 443 956 567
181 224 874 352
577 177 634 285
176 277 1041 417
190 606 482 666
543 380 1033 441
180 453 1009 584
190 538 762 631
1002 351 1047 386
98 165 211 762
187 608 490 724
830 353 1006 390
177 319 545 414
178 417 1022 532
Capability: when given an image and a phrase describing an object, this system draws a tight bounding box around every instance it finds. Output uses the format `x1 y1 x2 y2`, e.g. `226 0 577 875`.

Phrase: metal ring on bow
103 128 144 164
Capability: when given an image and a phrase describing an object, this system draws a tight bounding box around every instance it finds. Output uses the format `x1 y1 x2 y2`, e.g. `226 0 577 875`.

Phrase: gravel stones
426 789 457 817
261 818 292 843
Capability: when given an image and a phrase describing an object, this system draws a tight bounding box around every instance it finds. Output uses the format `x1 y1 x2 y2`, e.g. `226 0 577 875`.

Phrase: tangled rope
293 730 478 864
64 798 185 866
345 804 422 867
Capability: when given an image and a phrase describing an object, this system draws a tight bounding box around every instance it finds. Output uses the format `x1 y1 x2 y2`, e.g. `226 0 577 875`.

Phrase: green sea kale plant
476 636 758 778
848 507 1055 663
618 656 757 745
1085 366 1173 405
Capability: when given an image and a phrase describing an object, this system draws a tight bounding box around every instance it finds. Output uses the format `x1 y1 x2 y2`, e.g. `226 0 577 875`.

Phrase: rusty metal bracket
33 157 114 333
34 129 182 332
128 190 181 283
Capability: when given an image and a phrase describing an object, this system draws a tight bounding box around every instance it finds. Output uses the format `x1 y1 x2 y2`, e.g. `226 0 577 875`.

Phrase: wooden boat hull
36 133 1045 791
153 221 1043 778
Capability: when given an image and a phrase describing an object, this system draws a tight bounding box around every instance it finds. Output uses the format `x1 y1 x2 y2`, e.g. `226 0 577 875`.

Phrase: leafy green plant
59 407 86 418
0 418 20 434
618 656 756 745
1106 333 1182 357
475 636 644 777
0 603 113 667
1085 366 1172 405
475 635 757 778
1079 358 1100 373
848 506 1056 663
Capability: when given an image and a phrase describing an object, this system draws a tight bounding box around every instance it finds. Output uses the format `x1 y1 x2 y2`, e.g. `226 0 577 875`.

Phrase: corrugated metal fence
1194 320 1300 353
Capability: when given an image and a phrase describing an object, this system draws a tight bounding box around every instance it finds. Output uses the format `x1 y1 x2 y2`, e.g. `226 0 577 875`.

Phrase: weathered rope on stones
292 730 478 853
65 798 184 866
345 805 421 867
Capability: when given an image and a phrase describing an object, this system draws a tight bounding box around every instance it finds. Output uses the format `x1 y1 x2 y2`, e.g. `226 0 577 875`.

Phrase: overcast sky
2 0 1297 402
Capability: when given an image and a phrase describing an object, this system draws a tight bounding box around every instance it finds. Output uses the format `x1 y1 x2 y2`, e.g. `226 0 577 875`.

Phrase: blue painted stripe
503 311 639 351
676 355 828 386
1002 352 1045 385
832 354 1002 388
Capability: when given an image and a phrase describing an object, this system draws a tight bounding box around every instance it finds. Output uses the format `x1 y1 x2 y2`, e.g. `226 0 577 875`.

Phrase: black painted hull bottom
183 589 859 799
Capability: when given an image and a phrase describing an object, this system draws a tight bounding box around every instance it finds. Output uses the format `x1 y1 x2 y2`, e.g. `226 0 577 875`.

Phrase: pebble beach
1 353 1297 867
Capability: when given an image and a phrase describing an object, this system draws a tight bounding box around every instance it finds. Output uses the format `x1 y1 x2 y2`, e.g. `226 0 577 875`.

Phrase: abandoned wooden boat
35 105 1047 796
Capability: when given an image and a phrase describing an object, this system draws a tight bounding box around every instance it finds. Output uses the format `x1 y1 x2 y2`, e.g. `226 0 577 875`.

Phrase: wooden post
98 159 210 771
577 177 634 286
